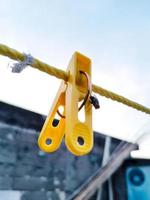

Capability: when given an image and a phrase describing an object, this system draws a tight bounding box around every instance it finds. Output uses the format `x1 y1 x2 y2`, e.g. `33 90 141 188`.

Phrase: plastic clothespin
38 80 66 152
38 52 93 156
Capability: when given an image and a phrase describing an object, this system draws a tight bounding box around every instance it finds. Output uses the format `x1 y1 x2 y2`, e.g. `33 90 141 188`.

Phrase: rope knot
11 53 34 73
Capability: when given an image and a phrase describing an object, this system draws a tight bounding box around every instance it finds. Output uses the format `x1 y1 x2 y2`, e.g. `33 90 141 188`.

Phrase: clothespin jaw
65 52 93 156
38 84 66 152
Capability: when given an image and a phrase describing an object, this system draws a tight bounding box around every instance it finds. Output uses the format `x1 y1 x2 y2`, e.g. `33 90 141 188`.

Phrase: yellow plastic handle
65 52 93 156
38 84 66 152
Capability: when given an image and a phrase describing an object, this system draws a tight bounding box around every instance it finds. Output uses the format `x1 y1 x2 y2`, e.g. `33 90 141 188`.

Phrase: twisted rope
0 44 68 81
0 43 150 115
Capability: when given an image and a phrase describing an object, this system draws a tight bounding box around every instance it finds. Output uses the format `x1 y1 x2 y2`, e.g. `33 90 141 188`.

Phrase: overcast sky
0 0 150 157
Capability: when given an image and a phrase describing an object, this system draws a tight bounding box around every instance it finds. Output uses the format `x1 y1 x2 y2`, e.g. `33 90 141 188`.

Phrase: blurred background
0 0 150 199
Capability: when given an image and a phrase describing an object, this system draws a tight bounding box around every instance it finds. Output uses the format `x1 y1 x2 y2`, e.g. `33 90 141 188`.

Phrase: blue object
126 166 150 200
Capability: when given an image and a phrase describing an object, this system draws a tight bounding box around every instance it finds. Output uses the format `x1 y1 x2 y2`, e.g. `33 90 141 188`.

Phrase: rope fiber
0 43 150 115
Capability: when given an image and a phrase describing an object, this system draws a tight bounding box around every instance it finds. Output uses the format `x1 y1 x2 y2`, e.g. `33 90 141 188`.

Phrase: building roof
0 101 123 200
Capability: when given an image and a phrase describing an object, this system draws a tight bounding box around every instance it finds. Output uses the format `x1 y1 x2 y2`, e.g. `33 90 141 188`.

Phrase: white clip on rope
11 53 34 73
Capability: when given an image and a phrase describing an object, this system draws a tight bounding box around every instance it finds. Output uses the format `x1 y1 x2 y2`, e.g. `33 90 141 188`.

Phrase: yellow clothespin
38 52 94 156
38 82 66 152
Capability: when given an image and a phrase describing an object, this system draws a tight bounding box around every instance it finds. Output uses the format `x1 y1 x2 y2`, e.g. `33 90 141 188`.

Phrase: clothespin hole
78 102 85 122
58 105 64 113
46 138 52 145
52 105 65 127
56 105 65 119
77 136 84 146
52 119 59 127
